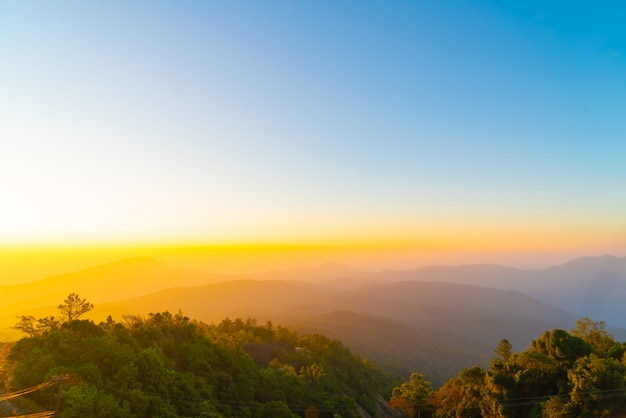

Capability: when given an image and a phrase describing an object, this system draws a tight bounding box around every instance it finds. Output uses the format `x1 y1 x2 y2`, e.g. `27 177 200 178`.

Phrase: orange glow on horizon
1 224 623 285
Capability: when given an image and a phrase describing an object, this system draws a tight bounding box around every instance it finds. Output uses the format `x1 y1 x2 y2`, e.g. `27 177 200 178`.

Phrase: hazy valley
2 254 626 417
2 255 625 387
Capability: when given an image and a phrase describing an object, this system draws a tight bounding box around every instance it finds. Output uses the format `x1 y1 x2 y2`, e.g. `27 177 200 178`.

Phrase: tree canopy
389 372 434 417
4 297 396 417
390 318 626 418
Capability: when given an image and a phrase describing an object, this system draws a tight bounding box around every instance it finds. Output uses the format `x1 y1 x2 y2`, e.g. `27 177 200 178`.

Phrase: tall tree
494 339 513 361
57 293 94 322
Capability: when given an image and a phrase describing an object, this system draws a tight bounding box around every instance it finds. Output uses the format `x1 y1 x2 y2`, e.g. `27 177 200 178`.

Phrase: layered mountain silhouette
96 278 578 386
2 254 624 385
361 255 626 329
0 257 219 339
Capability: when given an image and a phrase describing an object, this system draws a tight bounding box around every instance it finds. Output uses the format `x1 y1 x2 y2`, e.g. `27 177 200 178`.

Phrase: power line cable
9 412 55 418
0 381 57 402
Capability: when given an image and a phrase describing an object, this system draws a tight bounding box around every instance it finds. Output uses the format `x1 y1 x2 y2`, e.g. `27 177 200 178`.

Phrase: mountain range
1 254 625 386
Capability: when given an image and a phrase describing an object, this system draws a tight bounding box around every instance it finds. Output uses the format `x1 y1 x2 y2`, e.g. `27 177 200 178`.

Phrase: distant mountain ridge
371 255 626 328
0 256 221 340
229 255 626 343
3 254 624 331
93 276 579 386
2 254 625 385
248 255 626 327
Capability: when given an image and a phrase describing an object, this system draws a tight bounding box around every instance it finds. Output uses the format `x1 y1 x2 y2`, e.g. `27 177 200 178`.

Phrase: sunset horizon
2 2 626 415
1 241 623 286
3 2 625 280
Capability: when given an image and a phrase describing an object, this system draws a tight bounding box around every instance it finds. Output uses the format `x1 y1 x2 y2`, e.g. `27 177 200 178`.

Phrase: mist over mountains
1 254 624 385
366 255 626 329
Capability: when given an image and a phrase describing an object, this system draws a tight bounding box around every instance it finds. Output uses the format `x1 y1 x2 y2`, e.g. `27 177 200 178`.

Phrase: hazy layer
0 244 615 285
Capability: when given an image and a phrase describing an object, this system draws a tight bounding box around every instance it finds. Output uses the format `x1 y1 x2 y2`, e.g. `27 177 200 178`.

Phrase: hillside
0 257 226 340
4 255 624 384
96 277 579 385
1 311 396 417
97 279 332 324
293 310 490 387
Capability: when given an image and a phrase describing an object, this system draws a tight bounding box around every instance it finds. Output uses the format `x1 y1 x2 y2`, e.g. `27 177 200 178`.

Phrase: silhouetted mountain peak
548 254 626 271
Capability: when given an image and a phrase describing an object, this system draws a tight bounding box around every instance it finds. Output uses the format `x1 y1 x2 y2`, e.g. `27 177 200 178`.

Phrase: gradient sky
1 1 625 272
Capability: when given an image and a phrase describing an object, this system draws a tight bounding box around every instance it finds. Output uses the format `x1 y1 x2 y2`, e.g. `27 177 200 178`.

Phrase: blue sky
1 1 625 263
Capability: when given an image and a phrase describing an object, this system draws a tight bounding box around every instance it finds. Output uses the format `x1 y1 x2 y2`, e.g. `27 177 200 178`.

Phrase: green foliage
409 318 626 418
494 339 513 361
531 329 591 368
3 307 393 417
63 383 135 418
258 400 299 418
434 366 487 418
14 315 61 338
541 396 574 418
389 372 434 417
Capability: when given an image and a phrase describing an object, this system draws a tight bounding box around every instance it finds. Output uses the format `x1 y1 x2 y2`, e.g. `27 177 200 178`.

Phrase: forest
390 318 626 418
2 294 626 417
0 294 396 417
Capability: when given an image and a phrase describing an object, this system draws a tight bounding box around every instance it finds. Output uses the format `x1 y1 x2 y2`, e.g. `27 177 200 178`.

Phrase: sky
1 1 625 277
